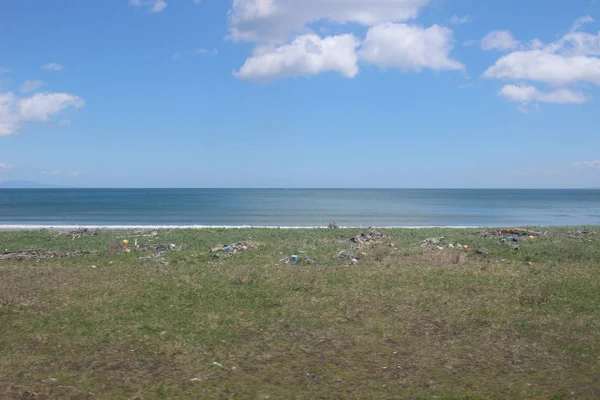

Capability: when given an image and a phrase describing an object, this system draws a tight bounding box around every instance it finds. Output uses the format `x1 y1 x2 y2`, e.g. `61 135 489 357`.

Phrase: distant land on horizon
0 182 599 190
0 180 68 189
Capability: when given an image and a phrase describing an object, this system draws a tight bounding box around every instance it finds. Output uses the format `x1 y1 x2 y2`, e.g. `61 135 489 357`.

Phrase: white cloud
20 80 44 93
59 119 72 127
484 50 600 86
67 171 82 177
42 63 63 71
189 48 218 55
360 23 463 72
481 30 520 51
130 0 167 13
571 16 595 33
484 18 600 86
172 51 181 60
450 15 470 25
518 103 541 114
499 84 591 104
234 33 360 81
571 160 600 168
152 0 167 12
0 67 10 74
229 0 428 43
0 91 84 136
0 163 14 171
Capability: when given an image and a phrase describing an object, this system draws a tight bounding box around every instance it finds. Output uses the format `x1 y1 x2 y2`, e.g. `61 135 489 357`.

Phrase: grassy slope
1 227 599 399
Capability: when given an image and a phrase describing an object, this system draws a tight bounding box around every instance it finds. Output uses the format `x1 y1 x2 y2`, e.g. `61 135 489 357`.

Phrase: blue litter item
224 245 232 253
155 245 168 251
290 255 299 262
507 236 519 242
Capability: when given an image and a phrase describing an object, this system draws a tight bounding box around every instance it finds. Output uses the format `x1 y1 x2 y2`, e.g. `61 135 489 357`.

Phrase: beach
1 226 599 398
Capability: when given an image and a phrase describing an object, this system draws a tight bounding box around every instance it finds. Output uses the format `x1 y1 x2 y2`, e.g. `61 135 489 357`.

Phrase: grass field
1 227 599 399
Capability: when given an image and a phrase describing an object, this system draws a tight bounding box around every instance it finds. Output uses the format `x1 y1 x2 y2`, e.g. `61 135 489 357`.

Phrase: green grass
1 227 600 399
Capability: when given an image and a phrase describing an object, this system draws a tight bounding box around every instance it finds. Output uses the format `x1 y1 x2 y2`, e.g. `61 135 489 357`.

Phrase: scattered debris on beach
280 254 316 266
132 230 160 238
350 230 387 246
137 252 169 266
479 228 544 238
567 230 598 237
421 237 446 248
134 243 185 251
0 249 91 261
56 228 104 240
210 242 257 257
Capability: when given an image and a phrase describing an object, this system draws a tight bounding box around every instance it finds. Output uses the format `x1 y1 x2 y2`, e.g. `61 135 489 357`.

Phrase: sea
0 189 599 229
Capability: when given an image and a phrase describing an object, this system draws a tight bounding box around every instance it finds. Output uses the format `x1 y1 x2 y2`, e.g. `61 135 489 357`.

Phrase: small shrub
328 221 340 229
373 246 390 262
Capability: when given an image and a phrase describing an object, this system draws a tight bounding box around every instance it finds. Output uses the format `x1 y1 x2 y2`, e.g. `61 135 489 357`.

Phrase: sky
0 0 599 188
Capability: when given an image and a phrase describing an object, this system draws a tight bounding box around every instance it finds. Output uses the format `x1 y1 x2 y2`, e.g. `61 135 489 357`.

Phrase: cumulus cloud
484 18 600 86
229 0 428 43
172 51 181 60
571 160 600 168
0 91 84 136
499 85 591 104
42 63 63 71
485 50 600 86
130 0 167 13
481 30 520 51
234 33 360 81
484 17 600 108
230 0 464 81
0 67 10 74
360 23 463 72
0 163 15 170
20 80 44 93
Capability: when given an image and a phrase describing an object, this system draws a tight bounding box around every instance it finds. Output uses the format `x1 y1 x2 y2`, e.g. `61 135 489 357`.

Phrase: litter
56 228 104 240
350 258 358 265
421 237 445 247
350 230 387 246
210 242 256 257
212 362 223 367
0 249 91 261
480 228 543 237
568 230 598 237
137 252 169 266
290 255 299 262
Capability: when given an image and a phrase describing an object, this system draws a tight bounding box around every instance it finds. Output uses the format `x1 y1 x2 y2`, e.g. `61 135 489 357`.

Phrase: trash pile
479 228 543 238
280 254 316 266
421 237 470 250
56 228 104 240
0 249 91 261
135 243 185 251
420 237 446 247
349 230 387 247
210 242 256 258
137 252 170 266
568 230 598 237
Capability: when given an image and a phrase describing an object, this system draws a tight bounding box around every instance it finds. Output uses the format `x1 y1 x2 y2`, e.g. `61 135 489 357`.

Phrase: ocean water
0 189 599 228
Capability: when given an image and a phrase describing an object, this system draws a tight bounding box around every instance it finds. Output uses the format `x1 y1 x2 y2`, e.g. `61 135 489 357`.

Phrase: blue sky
0 0 599 188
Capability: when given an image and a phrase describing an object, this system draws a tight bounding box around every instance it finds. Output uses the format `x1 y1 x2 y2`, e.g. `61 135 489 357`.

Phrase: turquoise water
0 189 599 227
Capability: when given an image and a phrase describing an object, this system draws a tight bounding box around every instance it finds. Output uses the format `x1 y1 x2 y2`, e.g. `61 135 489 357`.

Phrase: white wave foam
0 224 481 231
